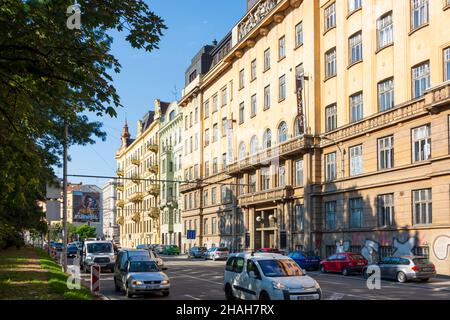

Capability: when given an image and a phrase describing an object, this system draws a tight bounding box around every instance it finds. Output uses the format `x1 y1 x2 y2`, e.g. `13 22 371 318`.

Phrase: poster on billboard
73 191 100 222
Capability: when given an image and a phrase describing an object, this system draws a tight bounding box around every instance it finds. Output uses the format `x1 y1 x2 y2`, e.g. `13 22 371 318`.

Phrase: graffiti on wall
361 240 379 264
393 237 416 256
433 235 450 260
335 241 350 253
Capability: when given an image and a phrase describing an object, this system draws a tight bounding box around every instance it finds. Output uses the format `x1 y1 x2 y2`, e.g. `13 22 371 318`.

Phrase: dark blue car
67 244 79 257
288 251 321 271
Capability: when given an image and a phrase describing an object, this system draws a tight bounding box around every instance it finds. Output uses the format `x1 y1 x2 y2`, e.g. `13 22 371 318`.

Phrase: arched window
238 142 246 160
278 121 288 143
250 136 258 155
263 129 272 149
294 116 303 137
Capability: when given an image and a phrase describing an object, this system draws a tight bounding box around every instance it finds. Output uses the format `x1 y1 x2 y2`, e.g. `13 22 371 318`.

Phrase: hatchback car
188 246 207 259
224 252 322 300
205 247 229 261
163 245 180 255
67 244 79 258
363 256 436 283
320 252 368 276
288 251 321 271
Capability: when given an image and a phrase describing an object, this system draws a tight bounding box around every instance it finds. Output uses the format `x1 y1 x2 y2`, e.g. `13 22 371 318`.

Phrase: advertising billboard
73 191 100 222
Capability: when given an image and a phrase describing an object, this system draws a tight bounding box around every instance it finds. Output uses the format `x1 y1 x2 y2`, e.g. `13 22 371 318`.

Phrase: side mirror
162 267 168 271
302 268 307 275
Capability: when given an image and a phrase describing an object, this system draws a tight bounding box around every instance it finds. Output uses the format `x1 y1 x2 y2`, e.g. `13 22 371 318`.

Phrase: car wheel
342 268 349 276
162 291 170 297
114 279 121 292
320 265 326 273
397 271 407 283
126 286 133 298
259 291 271 301
225 284 235 301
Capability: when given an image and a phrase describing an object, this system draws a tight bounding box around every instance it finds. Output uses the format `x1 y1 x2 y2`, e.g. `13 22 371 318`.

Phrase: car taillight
411 266 420 272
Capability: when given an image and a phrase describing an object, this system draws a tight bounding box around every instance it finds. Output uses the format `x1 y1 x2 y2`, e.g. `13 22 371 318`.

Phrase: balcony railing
147 184 160 196
130 192 144 203
116 216 124 226
180 180 202 193
116 199 125 208
425 81 450 114
132 212 141 223
131 158 140 166
147 165 159 174
238 186 294 206
117 185 124 192
148 207 159 219
147 144 158 153
116 169 124 177
131 173 140 184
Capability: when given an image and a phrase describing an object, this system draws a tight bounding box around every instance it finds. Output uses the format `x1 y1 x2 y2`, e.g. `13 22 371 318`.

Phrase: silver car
363 256 436 283
204 247 229 261
114 257 170 298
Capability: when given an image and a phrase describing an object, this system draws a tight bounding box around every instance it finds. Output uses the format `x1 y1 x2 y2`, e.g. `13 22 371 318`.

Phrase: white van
80 240 115 273
224 252 322 300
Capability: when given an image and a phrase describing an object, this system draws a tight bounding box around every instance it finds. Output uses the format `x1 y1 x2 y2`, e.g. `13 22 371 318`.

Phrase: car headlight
110 255 116 262
132 280 144 285
86 256 93 261
161 280 170 285
314 281 321 289
272 282 288 290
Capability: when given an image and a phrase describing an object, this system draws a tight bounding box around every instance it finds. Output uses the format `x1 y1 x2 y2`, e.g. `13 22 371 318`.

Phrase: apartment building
102 179 119 243
115 101 166 248
178 0 450 274
159 101 184 247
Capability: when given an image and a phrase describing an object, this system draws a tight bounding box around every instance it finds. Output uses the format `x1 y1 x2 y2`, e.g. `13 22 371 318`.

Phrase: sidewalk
0 246 93 300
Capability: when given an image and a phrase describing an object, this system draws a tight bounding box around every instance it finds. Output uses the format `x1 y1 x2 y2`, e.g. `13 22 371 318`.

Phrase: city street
73 255 450 300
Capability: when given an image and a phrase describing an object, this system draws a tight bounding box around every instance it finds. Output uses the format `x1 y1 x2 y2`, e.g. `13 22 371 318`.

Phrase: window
264 85 271 110
413 189 432 225
349 32 362 65
189 136 193 153
211 187 217 205
251 59 257 81
185 116 188 130
189 70 197 83
279 75 286 101
222 153 227 170
412 62 430 98
189 112 193 127
261 167 270 190
264 48 270 71
169 110 175 121
194 164 199 179
412 124 431 162
221 185 231 203
278 36 286 60
325 48 336 78
378 136 394 170
293 205 304 231
325 201 337 230
238 176 245 195
377 13 393 49
348 0 361 13
212 217 217 234
250 136 258 155
194 133 199 150
350 92 363 122
325 152 336 181
204 161 210 177
295 160 304 186
349 145 363 176
213 157 218 174
204 101 209 119
251 94 257 117
249 173 256 193
221 87 227 106
444 47 450 81
205 129 210 146
213 94 218 112
222 118 227 137
378 194 394 227
238 142 246 160
411 0 429 30
263 129 272 149
325 104 337 132
295 22 303 47
349 198 363 228
204 218 208 235
278 121 288 143
378 78 394 111
239 69 245 89
239 102 245 124
278 165 285 187
324 2 336 31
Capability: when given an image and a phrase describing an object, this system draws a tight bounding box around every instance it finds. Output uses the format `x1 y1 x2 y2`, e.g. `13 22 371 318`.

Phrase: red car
320 252 368 276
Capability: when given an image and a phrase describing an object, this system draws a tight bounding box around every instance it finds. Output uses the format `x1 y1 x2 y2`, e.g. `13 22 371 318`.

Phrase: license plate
146 285 160 289
422 268 433 272
294 294 317 300
357 263 364 265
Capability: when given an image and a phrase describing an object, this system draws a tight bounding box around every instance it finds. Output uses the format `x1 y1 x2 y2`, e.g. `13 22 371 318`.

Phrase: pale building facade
102 180 119 242
179 0 450 274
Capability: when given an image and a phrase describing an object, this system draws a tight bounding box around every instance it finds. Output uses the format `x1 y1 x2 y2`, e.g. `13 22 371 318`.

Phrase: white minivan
224 252 322 300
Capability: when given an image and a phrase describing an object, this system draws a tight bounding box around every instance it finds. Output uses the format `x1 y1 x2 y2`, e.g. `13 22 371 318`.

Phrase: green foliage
0 0 166 246
74 224 97 240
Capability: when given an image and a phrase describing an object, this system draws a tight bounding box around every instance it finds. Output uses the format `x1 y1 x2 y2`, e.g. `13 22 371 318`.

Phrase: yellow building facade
179 0 450 274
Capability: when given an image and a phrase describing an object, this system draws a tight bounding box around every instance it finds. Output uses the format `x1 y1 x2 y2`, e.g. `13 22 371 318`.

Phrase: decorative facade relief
238 0 281 41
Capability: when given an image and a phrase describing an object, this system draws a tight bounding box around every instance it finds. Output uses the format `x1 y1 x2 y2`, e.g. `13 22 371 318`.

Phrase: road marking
184 294 201 300
177 274 223 285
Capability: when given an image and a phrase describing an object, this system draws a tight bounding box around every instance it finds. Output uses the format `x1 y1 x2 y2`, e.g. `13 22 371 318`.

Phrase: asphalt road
70 255 450 300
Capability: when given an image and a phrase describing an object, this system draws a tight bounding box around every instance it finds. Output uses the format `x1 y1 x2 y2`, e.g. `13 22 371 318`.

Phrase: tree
74 224 97 240
0 1 166 248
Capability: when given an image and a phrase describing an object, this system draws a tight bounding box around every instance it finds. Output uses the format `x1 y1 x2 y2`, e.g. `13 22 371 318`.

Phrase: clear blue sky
59 0 246 187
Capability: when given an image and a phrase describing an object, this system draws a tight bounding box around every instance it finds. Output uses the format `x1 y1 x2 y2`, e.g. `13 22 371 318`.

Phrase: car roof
229 252 289 260
119 248 148 252
84 241 112 245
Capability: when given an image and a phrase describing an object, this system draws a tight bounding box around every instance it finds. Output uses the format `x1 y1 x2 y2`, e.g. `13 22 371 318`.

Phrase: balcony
130 192 144 203
238 186 294 206
147 165 159 175
116 199 125 208
147 184 160 196
116 216 124 226
132 212 141 223
180 180 202 193
131 158 140 166
425 82 450 114
131 173 140 184
148 207 159 219
147 144 158 154
227 135 314 175
117 183 124 192
116 169 124 177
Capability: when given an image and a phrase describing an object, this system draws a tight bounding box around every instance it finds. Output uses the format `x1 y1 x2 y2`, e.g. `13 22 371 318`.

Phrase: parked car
67 244 79 258
149 250 165 269
204 247 229 261
188 246 207 259
320 252 368 276
163 245 180 255
256 248 283 254
136 244 150 250
113 255 170 298
224 252 322 300
288 251 321 271
52 242 64 252
363 256 436 283
154 245 166 254
80 240 116 273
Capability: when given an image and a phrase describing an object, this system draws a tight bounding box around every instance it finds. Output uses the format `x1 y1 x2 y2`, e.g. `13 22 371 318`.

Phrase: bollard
91 265 100 294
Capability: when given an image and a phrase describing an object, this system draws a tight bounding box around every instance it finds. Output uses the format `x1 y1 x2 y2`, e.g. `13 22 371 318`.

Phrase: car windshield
349 254 364 260
413 258 432 265
87 243 112 254
128 261 159 273
54 243 63 247
258 259 304 277
217 247 228 251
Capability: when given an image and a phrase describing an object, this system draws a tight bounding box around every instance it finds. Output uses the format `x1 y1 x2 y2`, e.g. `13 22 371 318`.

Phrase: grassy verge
0 246 93 300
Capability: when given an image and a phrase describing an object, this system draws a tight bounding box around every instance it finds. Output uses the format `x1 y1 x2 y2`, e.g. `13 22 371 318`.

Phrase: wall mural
361 240 379 265
393 237 416 256
433 235 450 260
335 241 350 253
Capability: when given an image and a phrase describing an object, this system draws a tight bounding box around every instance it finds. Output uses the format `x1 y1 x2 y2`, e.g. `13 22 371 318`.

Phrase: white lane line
176 274 223 285
184 294 201 300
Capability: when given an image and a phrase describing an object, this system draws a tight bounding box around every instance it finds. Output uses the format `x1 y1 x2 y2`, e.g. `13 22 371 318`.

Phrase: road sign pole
62 119 68 272
91 265 100 294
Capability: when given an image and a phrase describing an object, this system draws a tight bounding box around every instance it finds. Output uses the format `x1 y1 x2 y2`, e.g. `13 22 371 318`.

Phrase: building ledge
238 185 294 206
